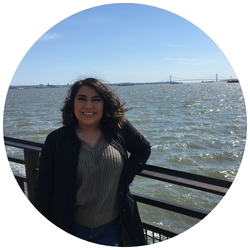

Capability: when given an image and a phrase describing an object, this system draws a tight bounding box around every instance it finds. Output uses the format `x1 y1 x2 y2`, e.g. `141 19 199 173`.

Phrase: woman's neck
75 122 102 133
75 123 102 148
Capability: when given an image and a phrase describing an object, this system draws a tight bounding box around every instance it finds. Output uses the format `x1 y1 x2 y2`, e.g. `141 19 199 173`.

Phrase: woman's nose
85 100 92 108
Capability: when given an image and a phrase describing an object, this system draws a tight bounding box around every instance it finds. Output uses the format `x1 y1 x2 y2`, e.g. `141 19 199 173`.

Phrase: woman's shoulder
120 119 138 133
45 126 69 141
120 119 131 129
117 119 143 142
43 125 72 148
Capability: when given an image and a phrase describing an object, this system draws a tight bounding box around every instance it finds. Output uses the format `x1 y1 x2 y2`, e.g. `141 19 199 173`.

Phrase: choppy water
3 82 247 234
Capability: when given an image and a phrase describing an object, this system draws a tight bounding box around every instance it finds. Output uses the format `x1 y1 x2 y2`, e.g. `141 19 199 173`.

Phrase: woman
34 78 151 246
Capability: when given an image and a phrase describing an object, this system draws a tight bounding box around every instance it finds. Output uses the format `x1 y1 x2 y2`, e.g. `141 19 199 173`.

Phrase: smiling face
74 85 104 130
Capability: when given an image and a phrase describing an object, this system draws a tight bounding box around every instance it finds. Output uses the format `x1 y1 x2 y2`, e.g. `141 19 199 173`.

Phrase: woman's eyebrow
91 95 102 98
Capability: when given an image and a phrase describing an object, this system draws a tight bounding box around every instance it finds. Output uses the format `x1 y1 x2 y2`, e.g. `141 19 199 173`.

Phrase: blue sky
10 3 237 85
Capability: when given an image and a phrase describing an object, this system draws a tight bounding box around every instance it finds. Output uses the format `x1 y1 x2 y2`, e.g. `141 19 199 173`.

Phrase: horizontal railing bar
4 136 43 152
7 155 39 173
7 156 25 165
139 169 228 196
143 164 232 188
132 192 209 219
14 172 26 179
141 219 180 238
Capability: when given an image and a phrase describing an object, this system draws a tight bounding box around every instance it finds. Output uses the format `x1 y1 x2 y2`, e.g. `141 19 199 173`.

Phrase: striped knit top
74 133 125 228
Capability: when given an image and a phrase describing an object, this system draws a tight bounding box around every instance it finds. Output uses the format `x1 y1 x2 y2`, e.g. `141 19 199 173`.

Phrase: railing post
23 149 40 203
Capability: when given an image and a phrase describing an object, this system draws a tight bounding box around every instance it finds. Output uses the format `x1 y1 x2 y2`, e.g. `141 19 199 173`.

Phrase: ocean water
3 82 247 234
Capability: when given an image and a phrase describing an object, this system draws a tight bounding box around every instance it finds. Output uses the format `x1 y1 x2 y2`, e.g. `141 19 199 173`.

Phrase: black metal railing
4 136 232 243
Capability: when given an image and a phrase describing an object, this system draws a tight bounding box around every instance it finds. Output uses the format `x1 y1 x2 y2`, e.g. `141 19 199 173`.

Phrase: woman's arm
33 131 56 221
123 120 151 184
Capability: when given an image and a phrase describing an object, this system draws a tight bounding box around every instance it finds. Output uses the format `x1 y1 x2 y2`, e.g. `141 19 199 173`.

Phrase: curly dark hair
61 78 128 130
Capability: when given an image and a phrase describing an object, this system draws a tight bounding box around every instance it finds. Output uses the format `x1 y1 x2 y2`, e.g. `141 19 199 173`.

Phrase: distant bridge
161 74 234 83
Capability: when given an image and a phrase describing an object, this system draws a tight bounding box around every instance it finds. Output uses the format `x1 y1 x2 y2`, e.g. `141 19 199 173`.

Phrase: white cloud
38 33 59 41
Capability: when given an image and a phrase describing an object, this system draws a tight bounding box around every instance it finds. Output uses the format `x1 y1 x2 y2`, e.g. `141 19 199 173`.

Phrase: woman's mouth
82 112 95 116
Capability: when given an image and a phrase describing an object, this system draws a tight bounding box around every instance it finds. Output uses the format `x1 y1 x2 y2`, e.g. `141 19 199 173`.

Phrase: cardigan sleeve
33 130 57 221
123 120 151 184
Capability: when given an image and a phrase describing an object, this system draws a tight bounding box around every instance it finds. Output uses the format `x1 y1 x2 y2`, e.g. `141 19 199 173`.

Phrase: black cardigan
34 120 151 246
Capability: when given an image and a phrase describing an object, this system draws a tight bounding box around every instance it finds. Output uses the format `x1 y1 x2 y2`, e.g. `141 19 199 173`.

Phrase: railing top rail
4 136 43 152
143 164 231 188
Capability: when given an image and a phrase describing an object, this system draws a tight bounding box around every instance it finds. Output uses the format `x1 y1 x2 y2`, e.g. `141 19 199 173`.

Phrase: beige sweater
74 134 124 228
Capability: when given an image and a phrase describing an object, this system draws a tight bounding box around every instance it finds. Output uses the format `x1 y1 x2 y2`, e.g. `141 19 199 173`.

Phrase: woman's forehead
76 85 101 96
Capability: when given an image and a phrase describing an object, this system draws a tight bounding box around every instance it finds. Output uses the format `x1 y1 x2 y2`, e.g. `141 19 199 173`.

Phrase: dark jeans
74 217 121 246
